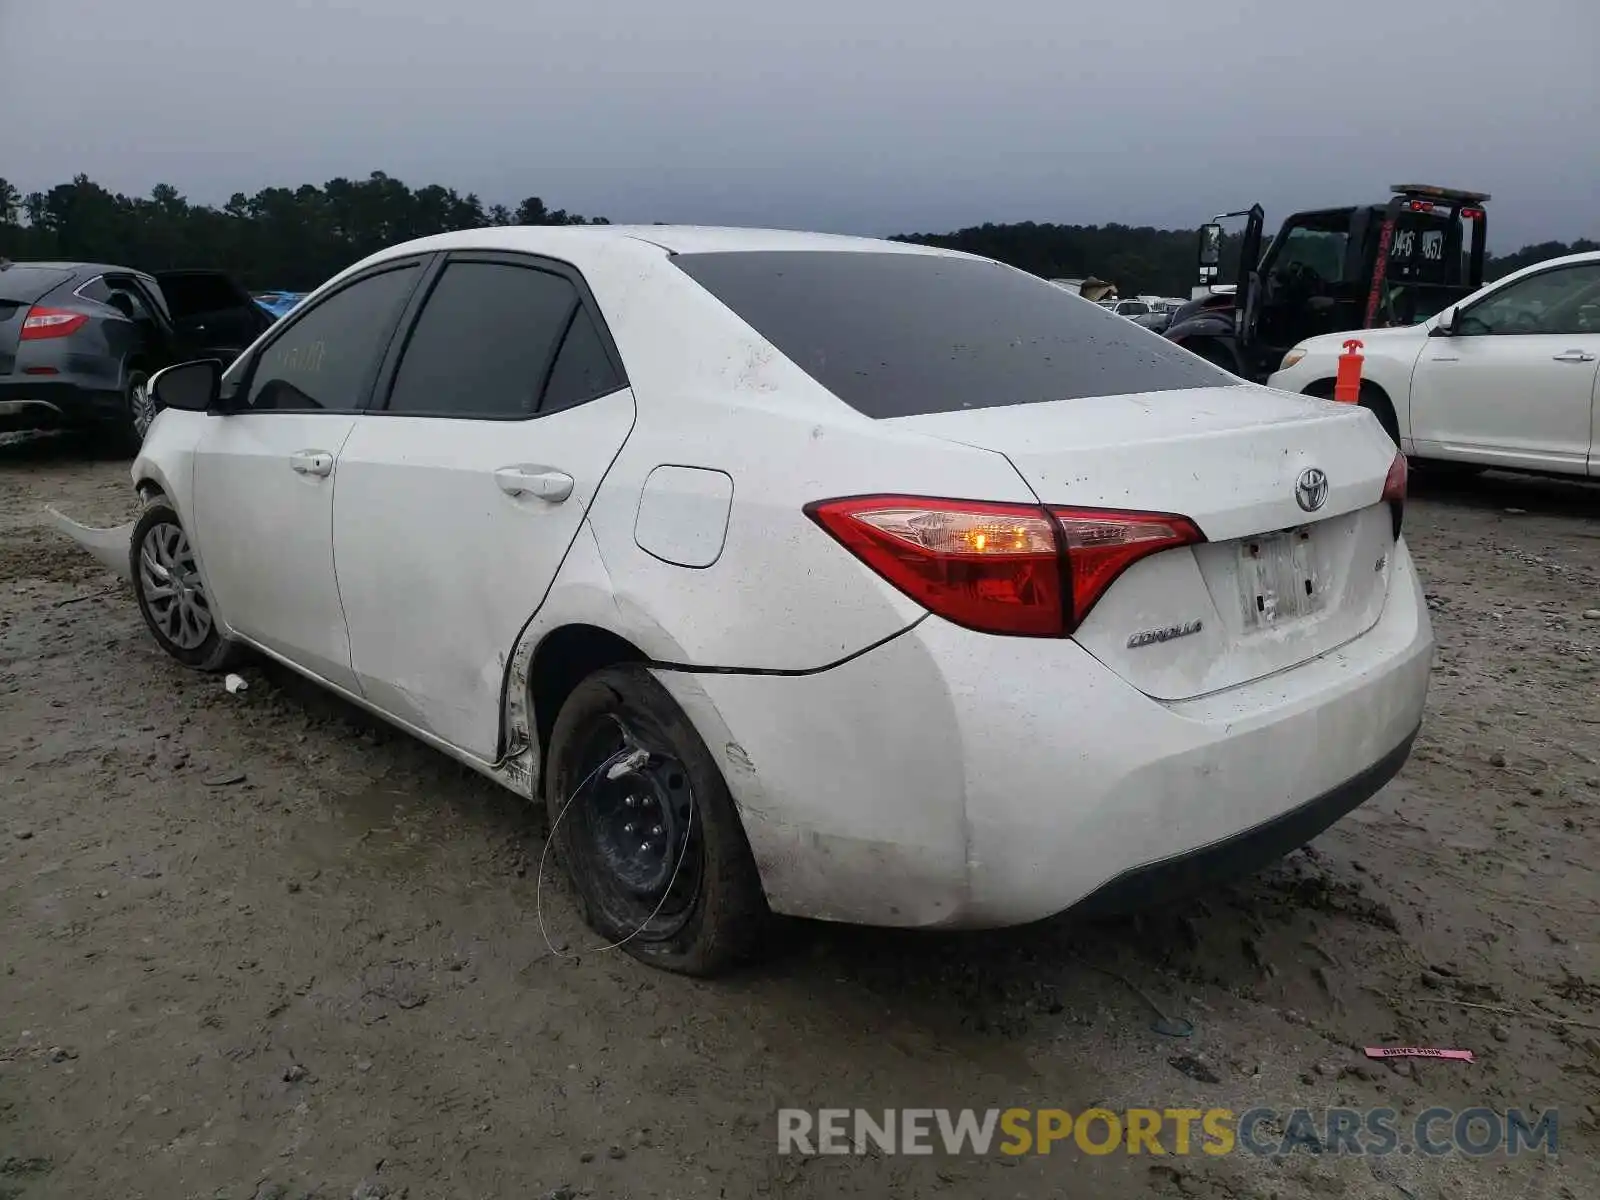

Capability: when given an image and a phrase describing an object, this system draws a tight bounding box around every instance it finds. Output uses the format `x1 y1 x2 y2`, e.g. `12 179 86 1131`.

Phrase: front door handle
1553 350 1597 363
494 466 575 502
289 450 334 477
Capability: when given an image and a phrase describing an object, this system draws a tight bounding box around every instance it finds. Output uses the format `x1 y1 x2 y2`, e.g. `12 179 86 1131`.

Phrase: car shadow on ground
1412 465 1600 519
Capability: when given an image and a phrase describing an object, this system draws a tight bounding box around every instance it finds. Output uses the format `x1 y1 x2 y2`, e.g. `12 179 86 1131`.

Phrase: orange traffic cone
1333 339 1364 404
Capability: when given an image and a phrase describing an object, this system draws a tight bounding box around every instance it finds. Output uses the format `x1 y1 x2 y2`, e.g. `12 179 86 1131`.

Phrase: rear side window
385 261 580 419
541 307 624 414
245 264 419 412
0 266 73 304
672 251 1232 418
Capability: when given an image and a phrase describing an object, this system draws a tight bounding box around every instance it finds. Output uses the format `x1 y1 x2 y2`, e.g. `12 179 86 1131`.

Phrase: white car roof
316 224 966 299
354 224 953 265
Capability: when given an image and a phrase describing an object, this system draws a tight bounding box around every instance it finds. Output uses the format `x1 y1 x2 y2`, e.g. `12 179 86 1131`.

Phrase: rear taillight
806 496 1065 636
1050 508 1205 627
805 495 1204 637
1382 452 1407 539
20 307 88 340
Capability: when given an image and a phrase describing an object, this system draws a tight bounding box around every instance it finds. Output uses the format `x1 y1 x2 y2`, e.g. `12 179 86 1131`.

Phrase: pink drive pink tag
1363 1046 1475 1063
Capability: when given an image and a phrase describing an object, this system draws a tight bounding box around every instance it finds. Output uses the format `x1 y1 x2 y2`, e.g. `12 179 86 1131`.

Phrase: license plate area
1239 527 1321 627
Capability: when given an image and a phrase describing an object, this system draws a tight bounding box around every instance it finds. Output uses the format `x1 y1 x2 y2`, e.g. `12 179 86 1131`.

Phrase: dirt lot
1 435 1597 1200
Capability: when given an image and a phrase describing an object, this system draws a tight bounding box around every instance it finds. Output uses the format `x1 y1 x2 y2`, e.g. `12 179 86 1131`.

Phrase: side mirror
148 359 223 413
1197 223 1224 269
1431 308 1457 337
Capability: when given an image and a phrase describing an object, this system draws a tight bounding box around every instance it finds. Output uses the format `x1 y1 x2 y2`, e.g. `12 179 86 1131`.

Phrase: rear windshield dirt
672 250 1233 418
0 266 73 305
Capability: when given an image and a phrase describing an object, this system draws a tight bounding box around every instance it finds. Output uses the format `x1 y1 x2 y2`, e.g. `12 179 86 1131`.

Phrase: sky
1 0 1595 252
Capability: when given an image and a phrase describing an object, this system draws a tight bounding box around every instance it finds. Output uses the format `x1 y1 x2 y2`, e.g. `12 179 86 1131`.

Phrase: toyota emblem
1295 467 1329 513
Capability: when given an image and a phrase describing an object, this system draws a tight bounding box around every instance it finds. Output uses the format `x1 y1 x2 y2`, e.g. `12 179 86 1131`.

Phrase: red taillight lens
1051 508 1205 627
20 307 88 340
1382 452 1407 539
1461 207 1484 221
806 496 1205 637
806 496 1066 636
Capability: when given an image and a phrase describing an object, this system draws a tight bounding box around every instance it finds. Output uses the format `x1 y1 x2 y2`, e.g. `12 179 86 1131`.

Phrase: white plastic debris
224 674 248 695
44 507 136 582
605 747 649 779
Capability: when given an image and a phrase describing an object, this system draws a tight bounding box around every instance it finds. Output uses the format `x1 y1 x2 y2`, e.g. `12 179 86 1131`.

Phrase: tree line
0 173 606 292
1 173 1592 298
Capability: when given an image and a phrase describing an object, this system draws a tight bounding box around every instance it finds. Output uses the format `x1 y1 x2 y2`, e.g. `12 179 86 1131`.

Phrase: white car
131 226 1431 975
1108 299 1153 318
1269 251 1600 475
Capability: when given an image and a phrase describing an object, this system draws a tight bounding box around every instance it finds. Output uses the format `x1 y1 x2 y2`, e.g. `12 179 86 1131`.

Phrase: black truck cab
1166 185 1490 383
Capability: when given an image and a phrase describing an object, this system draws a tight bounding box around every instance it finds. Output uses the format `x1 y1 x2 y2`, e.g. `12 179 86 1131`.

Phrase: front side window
673 251 1231 419
385 261 580 419
244 265 419 412
1461 265 1600 336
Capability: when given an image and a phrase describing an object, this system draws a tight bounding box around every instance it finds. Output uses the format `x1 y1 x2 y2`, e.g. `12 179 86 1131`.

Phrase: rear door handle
494 466 575 502
1552 350 1597 363
289 450 334 477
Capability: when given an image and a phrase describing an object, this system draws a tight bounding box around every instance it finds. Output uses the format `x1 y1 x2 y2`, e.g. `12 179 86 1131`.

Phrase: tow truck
1164 184 1490 383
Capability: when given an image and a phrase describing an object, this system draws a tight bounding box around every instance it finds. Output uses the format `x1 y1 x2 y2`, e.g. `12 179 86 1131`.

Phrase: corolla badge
1295 467 1329 513
1127 619 1203 649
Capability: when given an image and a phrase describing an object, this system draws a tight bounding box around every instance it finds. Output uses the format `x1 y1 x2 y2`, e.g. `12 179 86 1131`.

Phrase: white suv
1269 251 1600 474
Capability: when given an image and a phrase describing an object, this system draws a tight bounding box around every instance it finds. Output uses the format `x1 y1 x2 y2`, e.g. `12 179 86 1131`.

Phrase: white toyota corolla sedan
132 226 1431 974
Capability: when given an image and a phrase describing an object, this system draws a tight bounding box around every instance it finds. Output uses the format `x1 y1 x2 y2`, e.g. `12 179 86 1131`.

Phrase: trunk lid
0 266 74 376
885 385 1401 700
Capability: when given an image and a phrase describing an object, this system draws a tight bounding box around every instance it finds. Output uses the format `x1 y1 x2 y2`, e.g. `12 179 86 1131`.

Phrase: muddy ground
1 434 1596 1200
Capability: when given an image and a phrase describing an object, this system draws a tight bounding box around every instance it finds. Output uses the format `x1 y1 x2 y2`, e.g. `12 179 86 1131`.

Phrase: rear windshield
672 251 1231 418
0 266 73 304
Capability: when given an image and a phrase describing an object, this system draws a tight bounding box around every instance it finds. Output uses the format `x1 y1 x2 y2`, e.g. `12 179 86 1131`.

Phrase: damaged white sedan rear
124 226 1432 974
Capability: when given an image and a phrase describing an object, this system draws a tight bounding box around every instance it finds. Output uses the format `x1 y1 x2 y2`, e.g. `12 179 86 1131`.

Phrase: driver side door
191 259 426 691
1255 223 1351 358
1408 262 1600 473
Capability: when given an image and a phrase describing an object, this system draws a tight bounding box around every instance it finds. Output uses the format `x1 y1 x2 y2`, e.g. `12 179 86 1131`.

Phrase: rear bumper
1071 725 1417 915
657 538 1433 929
0 380 125 428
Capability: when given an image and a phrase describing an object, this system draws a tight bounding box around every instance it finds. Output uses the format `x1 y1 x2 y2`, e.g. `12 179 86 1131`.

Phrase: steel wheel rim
571 714 703 940
130 378 157 439
139 522 212 650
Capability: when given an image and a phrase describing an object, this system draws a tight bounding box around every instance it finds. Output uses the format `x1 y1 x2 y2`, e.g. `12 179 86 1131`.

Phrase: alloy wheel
138 522 213 650
129 378 158 441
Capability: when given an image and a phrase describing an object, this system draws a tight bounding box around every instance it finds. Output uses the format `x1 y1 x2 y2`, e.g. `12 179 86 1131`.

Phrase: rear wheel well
529 624 649 759
1303 378 1400 445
